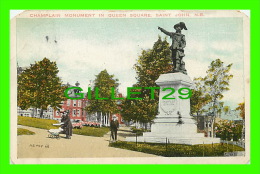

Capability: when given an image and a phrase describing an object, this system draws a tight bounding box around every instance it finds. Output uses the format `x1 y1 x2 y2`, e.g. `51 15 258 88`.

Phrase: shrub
215 120 243 141
131 127 147 136
109 141 245 157
73 126 110 137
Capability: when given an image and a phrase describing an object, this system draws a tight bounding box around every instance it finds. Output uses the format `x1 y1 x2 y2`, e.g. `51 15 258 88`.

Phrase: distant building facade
17 106 54 119
53 81 87 121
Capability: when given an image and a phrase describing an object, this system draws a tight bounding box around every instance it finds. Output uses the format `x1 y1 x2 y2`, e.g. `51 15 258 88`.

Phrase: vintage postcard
11 10 250 164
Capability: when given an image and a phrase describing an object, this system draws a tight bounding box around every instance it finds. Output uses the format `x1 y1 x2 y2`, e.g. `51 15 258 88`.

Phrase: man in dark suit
110 115 119 142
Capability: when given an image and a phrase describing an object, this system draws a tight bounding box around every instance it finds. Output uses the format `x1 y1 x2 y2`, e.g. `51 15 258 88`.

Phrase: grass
109 141 245 157
17 128 35 135
18 116 110 137
18 116 59 130
73 126 110 137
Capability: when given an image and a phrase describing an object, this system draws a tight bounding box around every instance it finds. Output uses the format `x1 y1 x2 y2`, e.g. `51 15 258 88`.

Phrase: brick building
53 82 87 121
53 82 124 126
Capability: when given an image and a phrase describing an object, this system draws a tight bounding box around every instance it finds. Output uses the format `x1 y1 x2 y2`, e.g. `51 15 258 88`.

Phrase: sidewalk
17 125 157 158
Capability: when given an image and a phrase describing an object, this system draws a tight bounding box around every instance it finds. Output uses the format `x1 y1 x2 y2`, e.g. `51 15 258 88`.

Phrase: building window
67 99 71 106
56 111 59 116
77 109 80 116
73 100 77 107
73 109 76 117
78 100 81 107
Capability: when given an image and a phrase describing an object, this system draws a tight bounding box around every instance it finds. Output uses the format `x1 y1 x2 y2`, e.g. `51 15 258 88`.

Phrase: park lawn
17 128 35 135
18 116 110 137
18 116 59 130
73 127 110 137
109 141 245 157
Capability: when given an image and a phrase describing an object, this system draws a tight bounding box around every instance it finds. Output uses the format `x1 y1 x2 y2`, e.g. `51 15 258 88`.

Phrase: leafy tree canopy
121 36 172 123
86 69 120 115
18 58 66 117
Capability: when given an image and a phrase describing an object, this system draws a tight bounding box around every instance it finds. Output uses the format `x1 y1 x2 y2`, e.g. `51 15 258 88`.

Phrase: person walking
110 115 119 142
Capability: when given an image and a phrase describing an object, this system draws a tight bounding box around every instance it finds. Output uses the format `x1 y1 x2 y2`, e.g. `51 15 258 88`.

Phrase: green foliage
17 128 35 135
121 95 158 123
72 126 110 137
191 59 233 117
86 69 120 115
134 36 172 87
215 120 243 141
110 141 245 157
223 106 230 114
18 116 109 137
190 77 212 116
121 37 172 123
18 58 67 117
204 59 233 115
236 102 245 120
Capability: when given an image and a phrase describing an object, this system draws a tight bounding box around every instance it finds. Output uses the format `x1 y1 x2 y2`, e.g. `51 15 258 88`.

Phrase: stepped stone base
125 73 220 145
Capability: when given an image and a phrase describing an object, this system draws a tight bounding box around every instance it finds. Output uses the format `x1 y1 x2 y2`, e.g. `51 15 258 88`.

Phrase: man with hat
110 115 119 142
158 22 188 74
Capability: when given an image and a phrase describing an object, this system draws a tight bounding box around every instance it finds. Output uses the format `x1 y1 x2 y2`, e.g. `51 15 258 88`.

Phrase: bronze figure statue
158 22 188 74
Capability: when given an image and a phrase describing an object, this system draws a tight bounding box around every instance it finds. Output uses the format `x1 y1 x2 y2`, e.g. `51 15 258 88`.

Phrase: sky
16 16 245 109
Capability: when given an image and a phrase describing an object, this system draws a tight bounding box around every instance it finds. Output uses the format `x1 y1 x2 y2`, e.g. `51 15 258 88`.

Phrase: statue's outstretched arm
158 27 171 36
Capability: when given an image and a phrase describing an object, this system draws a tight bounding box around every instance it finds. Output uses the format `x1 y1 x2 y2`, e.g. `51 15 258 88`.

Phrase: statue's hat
174 22 187 30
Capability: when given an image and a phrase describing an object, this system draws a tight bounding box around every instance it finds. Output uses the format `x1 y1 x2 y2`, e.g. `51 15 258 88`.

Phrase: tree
18 58 67 118
85 69 120 123
120 36 172 126
204 59 233 137
190 77 211 116
223 106 230 115
236 102 245 120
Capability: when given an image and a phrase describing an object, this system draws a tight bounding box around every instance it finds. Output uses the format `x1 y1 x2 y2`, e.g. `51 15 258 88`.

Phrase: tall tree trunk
211 117 215 138
35 108 37 118
101 112 103 126
196 114 198 133
144 123 147 130
40 108 44 118
108 113 111 126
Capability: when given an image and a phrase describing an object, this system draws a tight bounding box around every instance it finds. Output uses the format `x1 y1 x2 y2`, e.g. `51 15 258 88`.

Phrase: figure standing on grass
110 115 119 142
63 110 72 139
158 22 188 74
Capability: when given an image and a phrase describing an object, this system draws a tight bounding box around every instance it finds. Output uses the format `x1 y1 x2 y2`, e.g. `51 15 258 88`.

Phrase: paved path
17 125 157 158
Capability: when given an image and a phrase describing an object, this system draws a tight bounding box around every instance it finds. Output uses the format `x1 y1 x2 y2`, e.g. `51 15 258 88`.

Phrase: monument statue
158 22 187 74
126 22 221 145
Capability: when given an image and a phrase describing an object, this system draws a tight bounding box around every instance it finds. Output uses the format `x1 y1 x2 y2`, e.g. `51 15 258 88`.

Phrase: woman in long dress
63 111 72 139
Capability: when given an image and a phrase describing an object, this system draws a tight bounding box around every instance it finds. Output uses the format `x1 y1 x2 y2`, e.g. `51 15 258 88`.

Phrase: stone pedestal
125 73 220 145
